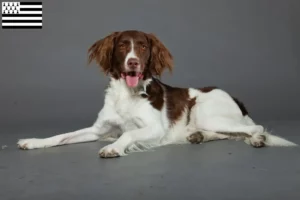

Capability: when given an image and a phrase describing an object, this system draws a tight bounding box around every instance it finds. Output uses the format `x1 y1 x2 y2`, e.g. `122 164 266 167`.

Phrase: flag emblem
2 1 42 29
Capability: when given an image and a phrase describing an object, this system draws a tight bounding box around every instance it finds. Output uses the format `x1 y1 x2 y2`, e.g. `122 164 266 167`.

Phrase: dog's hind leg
193 116 296 147
187 88 297 147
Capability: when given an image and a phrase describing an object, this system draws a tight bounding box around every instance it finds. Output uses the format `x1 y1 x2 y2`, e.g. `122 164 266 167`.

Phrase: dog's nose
127 58 139 69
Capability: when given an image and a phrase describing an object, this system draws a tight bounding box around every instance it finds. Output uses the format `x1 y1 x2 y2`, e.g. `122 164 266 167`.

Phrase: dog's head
88 30 173 88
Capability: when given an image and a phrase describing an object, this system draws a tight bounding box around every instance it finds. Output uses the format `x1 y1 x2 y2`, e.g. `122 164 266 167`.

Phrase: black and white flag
2 2 42 29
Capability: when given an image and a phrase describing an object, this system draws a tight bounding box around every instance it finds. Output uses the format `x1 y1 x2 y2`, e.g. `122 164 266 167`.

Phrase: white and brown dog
17 30 297 158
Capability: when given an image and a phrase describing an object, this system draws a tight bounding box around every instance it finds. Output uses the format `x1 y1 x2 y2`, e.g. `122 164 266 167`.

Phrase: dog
17 30 297 158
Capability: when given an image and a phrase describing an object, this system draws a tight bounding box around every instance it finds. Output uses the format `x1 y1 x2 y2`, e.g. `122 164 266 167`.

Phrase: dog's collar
136 78 152 97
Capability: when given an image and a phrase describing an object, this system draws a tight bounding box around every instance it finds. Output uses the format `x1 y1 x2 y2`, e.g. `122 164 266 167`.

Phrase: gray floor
1 120 300 200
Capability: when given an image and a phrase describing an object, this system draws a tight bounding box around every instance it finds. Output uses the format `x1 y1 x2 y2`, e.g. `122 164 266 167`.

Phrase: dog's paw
187 131 204 144
99 144 123 158
17 138 44 150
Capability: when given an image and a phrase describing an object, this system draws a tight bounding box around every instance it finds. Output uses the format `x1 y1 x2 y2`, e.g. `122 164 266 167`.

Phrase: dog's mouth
121 71 144 88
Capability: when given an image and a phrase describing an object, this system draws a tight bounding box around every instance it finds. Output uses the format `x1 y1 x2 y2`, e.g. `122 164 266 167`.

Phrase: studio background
1 1 300 200
1 0 300 128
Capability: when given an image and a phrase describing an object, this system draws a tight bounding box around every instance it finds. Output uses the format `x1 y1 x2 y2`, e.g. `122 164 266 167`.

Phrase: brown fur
165 86 190 126
88 32 119 75
199 86 218 93
143 78 164 110
146 33 173 77
232 97 249 116
140 78 196 125
88 30 173 79
155 80 195 126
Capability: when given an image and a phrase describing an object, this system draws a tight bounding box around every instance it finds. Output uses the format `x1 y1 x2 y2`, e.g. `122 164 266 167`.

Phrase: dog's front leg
99 126 163 158
17 104 121 150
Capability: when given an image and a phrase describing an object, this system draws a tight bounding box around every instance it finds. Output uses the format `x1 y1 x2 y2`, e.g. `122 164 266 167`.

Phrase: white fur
17 77 297 156
124 39 139 71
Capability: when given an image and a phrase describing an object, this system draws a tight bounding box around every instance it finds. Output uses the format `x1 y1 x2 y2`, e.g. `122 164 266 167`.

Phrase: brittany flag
2 2 42 29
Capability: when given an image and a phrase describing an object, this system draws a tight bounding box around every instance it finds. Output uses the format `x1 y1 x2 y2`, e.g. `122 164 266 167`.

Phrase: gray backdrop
1 0 300 127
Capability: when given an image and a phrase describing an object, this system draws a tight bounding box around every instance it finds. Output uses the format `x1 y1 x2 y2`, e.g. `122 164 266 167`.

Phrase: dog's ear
147 33 173 76
88 32 119 74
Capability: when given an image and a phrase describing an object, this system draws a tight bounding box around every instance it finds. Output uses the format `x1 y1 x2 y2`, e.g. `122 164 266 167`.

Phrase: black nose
127 58 139 69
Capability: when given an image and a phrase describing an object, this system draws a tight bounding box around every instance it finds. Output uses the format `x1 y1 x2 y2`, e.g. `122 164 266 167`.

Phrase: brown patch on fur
142 78 196 119
232 97 249 116
187 132 204 144
166 86 189 125
155 80 195 126
199 86 218 93
140 78 197 123
143 78 164 110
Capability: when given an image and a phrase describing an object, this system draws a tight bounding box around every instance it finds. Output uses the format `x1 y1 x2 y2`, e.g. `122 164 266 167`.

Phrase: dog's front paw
187 131 204 144
17 138 44 150
99 144 124 158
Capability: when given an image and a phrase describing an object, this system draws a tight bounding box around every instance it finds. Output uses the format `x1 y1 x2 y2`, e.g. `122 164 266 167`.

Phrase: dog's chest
106 84 159 131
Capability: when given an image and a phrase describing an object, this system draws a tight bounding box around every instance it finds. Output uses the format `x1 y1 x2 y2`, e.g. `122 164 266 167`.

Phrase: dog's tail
262 131 297 147
217 129 298 147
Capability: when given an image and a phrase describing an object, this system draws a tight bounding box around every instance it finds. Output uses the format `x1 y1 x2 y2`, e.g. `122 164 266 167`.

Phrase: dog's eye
141 45 147 50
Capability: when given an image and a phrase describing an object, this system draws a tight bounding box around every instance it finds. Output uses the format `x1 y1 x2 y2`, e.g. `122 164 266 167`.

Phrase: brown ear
88 32 119 74
147 33 173 76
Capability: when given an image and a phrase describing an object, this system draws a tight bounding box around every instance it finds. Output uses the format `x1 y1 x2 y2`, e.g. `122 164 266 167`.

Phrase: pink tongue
125 76 139 87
